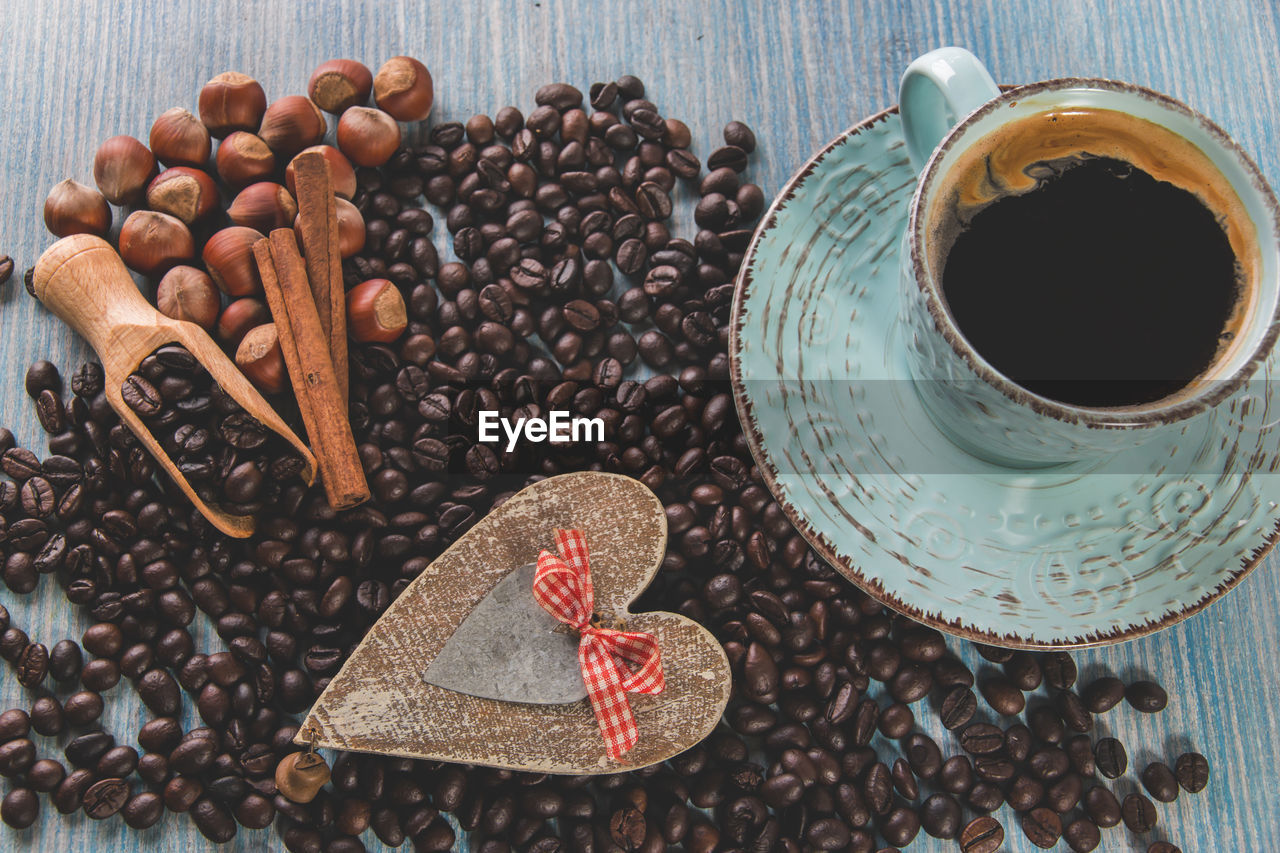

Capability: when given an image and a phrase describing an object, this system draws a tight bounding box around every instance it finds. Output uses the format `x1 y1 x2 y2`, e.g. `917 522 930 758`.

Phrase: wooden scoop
33 233 316 538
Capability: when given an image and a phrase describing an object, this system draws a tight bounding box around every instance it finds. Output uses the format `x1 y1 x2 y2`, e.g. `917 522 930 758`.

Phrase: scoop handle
33 233 170 361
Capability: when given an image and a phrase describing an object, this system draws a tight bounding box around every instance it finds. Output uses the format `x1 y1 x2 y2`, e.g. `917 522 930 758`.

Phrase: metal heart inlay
423 562 587 704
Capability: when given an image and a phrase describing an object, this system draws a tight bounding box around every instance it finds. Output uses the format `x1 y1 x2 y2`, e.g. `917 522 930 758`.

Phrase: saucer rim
728 102 1280 649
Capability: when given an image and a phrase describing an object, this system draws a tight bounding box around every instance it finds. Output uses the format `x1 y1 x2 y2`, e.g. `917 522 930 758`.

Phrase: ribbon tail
597 629 664 696
579 634 638 760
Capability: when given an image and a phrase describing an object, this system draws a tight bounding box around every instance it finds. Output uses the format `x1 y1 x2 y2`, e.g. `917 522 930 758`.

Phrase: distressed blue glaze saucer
729 104 1280 647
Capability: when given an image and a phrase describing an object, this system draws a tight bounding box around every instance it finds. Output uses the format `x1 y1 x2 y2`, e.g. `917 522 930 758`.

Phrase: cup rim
908 77 1280 428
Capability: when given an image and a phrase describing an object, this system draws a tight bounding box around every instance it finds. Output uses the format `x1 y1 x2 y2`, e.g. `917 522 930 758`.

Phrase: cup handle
899 47 1001 172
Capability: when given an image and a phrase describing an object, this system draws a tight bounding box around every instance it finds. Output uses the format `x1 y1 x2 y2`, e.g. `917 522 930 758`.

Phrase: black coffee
941 154 1240 408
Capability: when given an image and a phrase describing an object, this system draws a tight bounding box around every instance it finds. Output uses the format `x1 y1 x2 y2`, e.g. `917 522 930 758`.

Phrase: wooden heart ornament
300 472 732 773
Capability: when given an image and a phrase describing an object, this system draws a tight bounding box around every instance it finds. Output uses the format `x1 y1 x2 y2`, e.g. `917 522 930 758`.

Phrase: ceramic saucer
729 104 1280 647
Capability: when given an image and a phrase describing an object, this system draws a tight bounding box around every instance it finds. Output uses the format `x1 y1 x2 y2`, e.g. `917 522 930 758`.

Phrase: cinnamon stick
293 151 349 407
254 230 369 510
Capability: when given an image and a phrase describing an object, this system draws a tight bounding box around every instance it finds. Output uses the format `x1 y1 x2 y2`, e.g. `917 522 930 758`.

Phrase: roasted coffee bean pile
0 76 1209 852
121 345 308 514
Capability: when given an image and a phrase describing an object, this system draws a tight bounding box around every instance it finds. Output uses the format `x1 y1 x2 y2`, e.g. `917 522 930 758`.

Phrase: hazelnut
215 131 276 189
146 167 219 224
92 136 157 205
149 108 212 168
335 198 366 258
43 179 111 238
118 210 195 275
203 225 266 297
308 59 373 114
275 751 330 804
285 146 357 200
336 106 401 168
217 297 270 348
156 266 221 330
291 196 365 260
228 183 298 232
373 56 433 122
198 71 268 138
235 323 289 394
258 95 328 157
346 278 407 343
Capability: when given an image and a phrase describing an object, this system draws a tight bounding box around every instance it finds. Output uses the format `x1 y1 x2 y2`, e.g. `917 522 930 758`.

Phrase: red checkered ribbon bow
533 529 664 759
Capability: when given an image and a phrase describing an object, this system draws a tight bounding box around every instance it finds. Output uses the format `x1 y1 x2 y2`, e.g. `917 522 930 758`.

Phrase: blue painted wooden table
0 1 1277 850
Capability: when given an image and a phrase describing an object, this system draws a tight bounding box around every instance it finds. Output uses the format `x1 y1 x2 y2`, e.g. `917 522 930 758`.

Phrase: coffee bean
2 448 41 481
938 754 974 795
1175 751 1210 793
122 791 164 829
47 640 81 682
1095 737 1128 778
891 757 918 799
973 756 1015 783
959 815 1004 853
28 758 65 793
1142 761 1179 802
122 374 162 416
967 782 1004 813
1148 843 1183 853
65 731 114 768
535 82 583 111
1004 723 1032 762
192 797 237 843
1084 784 1122 827
758 773 802 809
979 674 1024 715
1056 689 1092 731
940 686 977 730
1041 651 1077 689
959 722 1004 755
888 663 932 703
96 745 139 778
35 389 66 434
864 762 892 815
16 642 49 687
63 692 103 726
0 256 12 287
919 792 962 839
878 702 913 738
25 360 61 398
0 739 35 777
708 145 749 172
80 659 120 692
1122 792 1158 833
49 767 93 815
1003 652 1042 690
1028 704 1066 745
850 698 877 746
1006 774 1043 811
30 695 63 736
1021 807 1062 849
1046 772 1084 812
0 788 37 829
83 777 129 819
1028 747 1071 781
1126 680 1168 712
1063 816 1101 853
1066 733 1095 777
0 708 29 741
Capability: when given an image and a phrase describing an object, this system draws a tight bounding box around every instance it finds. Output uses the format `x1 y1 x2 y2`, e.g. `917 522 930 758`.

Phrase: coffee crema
927 107 1261 409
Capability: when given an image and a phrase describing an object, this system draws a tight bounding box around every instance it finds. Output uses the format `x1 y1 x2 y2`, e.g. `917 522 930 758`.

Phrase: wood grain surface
0 0 1277 850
